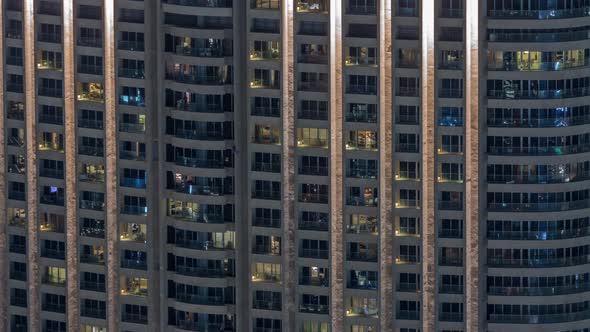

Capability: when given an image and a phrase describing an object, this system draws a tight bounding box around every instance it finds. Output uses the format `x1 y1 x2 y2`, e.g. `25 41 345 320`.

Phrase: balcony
121 205 148 216
346 196 378 207
175 239 232 251
488 310 590 324
438 201 463 211
347 84 377 95
299 276 328 287
398 5 419 16
252 245 280 256
77 38 102 48
39 168 64 179
299 81 328 93
299 192 328 204
346 306 378 318
252 216 280 228
397 87 419 97
10 296 27 307
439 229 463 239
8 191 25 201
487 7 590 19
41 248 65 260
488 30 590 43
252 190 281 200
176 99 226 113
163 0 233 7
77 64 102 75
439 312 463 322
78 145 104 157
120 177 147 189
78 118 104 129
298 54 328 64
252 161 280 173
38 113 63 125
487 201 590 213
253 300 281 311
488 255 590 268
42 275 66 287
487 226 590 241
347 5 376 15
121 258 147 270
42 303 66 313
38 87 63 98
298 165 328 176
441 8 463 17
439 284 463 294
487 282 590 296
488 87 590 100
397 282 419 292
40 194 64 206
9 243 25 254
347 222 378 234
395 143 419 153
397 310 420 320
166 72 229 86
38 33 61 43
38 1 61 15
348 280 377 290
299 303 329 315
174 293 224 306
120 150 146 161
439 89 463 99
81 307 106 319
175 266 229 278
118 41 144 52
118 68 145 79
348 252 378 262
7 55 22 66
489 58 590 72
80 280 106 292
298 219 329 232
79 199 104 211
170 182 225 196
6 82 23 93
79 226 105 239
80 254 105 265
119 122 145 133
177 45 229 58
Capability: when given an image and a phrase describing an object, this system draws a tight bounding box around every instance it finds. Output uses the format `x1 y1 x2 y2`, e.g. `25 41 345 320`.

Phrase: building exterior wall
2 0 590 331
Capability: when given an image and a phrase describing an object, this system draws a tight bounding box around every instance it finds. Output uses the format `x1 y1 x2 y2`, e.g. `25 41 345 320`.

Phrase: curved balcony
487 7 590 19
488 58 590 72
488 144 590 156
487 255 590 268
488 201 590 212
488 310 590 324
487 115 590 128
174 293 225 306
488 282 590 296
488 226 590 240
488 28 590 43
487 87 590 100
163 0 232 7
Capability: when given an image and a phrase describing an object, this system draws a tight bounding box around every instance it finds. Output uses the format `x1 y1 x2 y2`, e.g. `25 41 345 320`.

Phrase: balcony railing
487 226 590 241
487 201 590 212
488 282 590 296
487 255 590 268
487 7 590 19
488 310 590 324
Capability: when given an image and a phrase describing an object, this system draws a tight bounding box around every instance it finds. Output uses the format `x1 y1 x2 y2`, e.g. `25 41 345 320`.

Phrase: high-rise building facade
1 0 590 331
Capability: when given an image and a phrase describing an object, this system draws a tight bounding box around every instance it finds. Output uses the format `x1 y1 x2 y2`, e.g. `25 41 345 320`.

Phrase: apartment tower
1 0 590 331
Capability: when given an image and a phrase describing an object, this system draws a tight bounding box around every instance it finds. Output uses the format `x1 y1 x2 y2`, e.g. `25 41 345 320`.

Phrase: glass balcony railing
488 282 590 296
487 255 590 268
488 201 590 212
488 310 590 324
487 7 590 19
80 280 106 292
488 226 590 241
163 0 233 7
